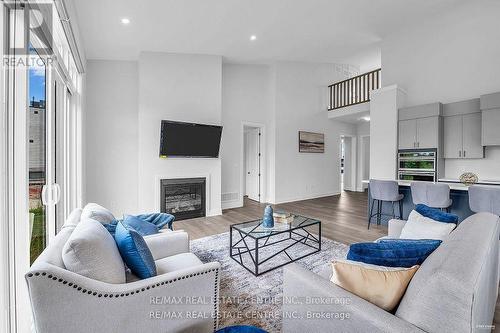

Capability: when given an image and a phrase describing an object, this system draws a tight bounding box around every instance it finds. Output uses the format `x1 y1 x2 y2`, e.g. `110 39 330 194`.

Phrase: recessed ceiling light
121 18 130 25
250 35 257 41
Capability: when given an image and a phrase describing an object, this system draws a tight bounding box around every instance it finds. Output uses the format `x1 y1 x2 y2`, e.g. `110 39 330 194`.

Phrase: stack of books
273 210 294 224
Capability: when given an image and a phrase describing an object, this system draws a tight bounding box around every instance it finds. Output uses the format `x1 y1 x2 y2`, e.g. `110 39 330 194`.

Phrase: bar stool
468 185 500 215
368 179 404 229
410 182 452 211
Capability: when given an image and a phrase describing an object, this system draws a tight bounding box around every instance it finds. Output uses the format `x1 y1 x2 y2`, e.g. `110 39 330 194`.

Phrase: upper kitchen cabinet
443 99 484 159
463 113 483 158
443 115 462 158
398 119 417 149
417 117 440 149
398 103 442 150
480 92 500 146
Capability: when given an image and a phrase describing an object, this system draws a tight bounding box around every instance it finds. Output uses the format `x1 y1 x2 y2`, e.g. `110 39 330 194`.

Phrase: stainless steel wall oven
398 150 437 182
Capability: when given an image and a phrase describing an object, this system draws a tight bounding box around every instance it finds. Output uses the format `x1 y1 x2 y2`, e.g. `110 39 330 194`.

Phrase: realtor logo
5 1 53 56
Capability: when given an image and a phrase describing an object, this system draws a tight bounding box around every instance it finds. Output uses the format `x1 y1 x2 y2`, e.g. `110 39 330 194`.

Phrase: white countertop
361 179 500 191
398 180 469 191
438 178 500 186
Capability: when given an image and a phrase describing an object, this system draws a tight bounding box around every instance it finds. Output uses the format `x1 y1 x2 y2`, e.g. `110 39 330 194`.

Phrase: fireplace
160 178 206 221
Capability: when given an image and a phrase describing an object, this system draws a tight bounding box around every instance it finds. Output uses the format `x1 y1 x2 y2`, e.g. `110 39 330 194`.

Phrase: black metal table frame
229 218 321 276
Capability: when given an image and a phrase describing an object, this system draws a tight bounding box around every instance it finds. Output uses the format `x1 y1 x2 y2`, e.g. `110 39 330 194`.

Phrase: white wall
370 85 406 180
85 60 138 215
381 0 500 180
382 1 500 106
221 64 273 208
85 53 223 216
356 121 369 136
221 61 355 206
273 62 355 203
85 56 359 213
138 52 222 215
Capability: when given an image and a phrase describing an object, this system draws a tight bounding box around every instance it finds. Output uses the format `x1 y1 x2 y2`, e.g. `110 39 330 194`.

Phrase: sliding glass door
28 12 63 264
53 70 68 232
28 8 72 259
28 45 48 264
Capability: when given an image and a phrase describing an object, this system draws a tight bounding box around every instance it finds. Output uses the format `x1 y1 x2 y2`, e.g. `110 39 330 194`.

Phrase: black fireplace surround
160 178 206 221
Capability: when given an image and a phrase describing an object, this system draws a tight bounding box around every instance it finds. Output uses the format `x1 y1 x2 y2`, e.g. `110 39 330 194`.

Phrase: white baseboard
221 199 242 210
221 192 342 210
207 209 223 217
272 191 341 205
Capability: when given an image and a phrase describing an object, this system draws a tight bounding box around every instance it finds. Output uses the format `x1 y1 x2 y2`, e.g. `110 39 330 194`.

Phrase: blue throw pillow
216 325 268 333
378 238 441 245
114 221 156 279
347 239 442 267
415 204 458 223
102 219 118 235
135 213 175 230
123 214 159 236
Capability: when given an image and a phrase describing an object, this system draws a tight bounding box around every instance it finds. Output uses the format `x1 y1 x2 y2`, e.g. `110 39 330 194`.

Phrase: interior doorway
244 126 261 202
339 135 356 192
360 135 370 191
242 123 264 205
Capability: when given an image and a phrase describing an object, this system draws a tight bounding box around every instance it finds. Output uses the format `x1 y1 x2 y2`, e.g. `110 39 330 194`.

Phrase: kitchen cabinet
481 92 500 146
482 110 500 145
417 117 439 149
443 115 462 158
462 113 483 158
443 113 483 159
398 103 442 150
398 119 417 149
398 117 439 149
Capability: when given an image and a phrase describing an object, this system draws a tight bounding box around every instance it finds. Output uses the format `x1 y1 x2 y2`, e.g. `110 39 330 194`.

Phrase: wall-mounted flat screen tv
159 120 223 158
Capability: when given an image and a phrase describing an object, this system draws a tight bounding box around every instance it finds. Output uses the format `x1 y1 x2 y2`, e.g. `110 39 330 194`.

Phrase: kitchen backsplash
444 146 500 180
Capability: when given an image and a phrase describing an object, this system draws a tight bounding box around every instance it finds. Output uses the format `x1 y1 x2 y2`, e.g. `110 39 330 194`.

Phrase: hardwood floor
177 191 500 328
175 190 386 244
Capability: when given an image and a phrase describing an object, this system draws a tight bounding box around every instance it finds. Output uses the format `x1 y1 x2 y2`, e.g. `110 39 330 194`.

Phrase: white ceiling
73 0 465 67
328 102 371 124
334 111 371 124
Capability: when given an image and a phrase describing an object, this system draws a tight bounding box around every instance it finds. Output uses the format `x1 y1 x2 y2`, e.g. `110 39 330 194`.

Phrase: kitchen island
365 179 499 225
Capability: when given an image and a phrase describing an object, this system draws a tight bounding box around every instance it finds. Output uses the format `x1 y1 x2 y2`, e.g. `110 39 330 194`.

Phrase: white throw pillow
62 218 126 284
400 210 456 240
81 203 115 224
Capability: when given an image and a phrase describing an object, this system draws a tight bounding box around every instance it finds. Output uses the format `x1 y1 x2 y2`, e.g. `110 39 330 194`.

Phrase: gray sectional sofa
283 212 499 332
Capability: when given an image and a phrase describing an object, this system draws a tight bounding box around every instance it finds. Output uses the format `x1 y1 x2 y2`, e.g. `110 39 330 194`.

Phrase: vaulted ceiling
73 0 466 68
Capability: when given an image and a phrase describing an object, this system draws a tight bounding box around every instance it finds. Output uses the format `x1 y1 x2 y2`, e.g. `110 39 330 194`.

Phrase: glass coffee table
229 215 321 276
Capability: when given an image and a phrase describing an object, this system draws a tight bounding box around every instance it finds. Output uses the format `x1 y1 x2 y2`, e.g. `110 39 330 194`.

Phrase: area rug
190 232 349 333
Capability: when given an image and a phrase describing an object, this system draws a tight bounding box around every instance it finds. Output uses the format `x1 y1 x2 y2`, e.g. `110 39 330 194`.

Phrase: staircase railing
328 68 381 110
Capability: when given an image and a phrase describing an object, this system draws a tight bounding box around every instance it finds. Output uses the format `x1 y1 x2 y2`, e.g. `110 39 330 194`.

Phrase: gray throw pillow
81 203 116 224
62 208 82 229
62 217 126 284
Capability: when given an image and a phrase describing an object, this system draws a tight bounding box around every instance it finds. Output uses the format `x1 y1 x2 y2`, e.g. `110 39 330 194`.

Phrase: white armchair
26 216 220 333
144 229 190 260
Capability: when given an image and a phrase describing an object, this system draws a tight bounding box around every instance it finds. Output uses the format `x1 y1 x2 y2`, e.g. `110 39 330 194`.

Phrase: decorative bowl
459 172 478 186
